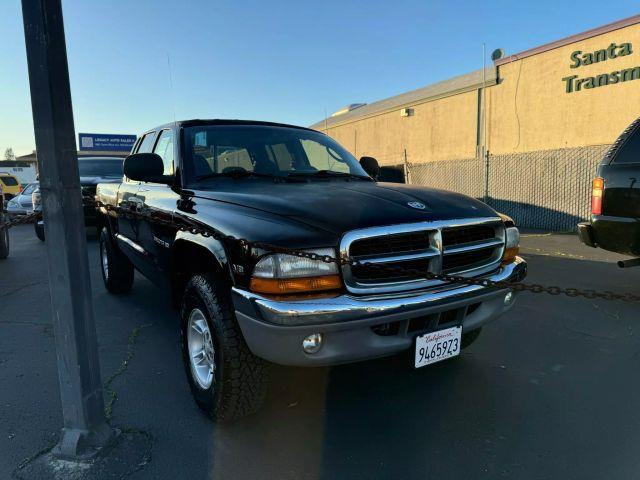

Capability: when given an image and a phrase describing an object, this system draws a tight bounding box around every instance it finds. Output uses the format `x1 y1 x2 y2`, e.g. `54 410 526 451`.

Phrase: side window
612 127 640 164
137 132 157 153
153 130 175 175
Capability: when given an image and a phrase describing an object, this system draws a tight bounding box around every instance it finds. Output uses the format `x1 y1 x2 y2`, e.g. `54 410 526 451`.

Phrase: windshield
22 183 37 195
183 125 369 184
78 158 124 177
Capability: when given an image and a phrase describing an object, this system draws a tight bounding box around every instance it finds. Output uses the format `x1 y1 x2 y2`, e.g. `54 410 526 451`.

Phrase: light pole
21 0 113 459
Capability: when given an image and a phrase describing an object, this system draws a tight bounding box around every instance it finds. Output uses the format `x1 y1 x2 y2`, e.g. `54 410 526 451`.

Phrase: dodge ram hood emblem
407 201 426 210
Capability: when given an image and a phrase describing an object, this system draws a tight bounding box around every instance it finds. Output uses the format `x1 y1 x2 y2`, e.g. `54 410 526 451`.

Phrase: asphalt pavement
2 224 640 479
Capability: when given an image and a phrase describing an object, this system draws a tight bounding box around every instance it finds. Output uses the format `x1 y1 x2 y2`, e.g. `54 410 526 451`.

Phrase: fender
172 230 235 285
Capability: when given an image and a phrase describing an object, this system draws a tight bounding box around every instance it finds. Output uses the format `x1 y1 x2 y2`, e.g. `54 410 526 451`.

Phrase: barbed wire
3 198 640 304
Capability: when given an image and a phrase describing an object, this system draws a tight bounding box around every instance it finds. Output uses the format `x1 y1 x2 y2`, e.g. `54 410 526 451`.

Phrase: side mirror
123 153 167 183
359 156 380 179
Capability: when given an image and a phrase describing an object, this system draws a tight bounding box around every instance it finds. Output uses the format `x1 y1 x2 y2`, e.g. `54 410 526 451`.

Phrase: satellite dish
491 48 505 61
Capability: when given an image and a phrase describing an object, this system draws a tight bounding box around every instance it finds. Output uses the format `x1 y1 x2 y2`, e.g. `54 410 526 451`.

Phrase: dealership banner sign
562 42 639 93
78 133 137 152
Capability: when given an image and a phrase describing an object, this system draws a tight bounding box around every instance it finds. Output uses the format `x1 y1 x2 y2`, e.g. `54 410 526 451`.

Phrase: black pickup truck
578 117 640 264
32 156 124 241
96 119 526 421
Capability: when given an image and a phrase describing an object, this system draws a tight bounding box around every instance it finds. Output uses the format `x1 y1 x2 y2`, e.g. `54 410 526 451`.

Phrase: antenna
324 108 328 133
166 52 177 124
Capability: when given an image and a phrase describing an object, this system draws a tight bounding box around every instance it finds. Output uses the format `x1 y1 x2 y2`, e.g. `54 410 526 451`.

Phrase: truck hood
191 180 498 234
80 176 122 186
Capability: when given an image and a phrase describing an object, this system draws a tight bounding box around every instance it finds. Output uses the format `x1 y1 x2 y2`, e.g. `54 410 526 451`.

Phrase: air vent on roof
330 103 367 117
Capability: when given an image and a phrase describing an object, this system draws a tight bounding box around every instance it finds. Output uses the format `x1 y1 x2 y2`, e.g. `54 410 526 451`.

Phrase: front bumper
232 257 527 366
6 204 31 216
31 205 97 226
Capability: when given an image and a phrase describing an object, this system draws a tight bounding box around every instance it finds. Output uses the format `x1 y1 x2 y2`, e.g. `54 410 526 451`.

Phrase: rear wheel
99 227 134 294
181 273 269 422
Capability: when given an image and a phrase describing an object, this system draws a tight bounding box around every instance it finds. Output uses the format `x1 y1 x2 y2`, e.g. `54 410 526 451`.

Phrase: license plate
414 326 462 368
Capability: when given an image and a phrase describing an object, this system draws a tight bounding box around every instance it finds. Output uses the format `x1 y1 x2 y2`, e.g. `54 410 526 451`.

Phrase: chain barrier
0 210 41 230
3 197 640 304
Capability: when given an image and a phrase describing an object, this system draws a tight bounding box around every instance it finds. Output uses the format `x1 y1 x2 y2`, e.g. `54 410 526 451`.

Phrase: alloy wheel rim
187 308 215 389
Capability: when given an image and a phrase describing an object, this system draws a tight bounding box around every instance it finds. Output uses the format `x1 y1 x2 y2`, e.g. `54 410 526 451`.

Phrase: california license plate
414 326 462 368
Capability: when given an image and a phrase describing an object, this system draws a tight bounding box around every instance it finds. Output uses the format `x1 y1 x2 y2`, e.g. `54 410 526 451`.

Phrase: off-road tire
99 227 134 294
35 222 45 242
180 273 269 422
461 327 482 349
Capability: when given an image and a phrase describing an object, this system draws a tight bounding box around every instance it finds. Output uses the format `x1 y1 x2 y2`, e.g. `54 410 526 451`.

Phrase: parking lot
2 224 640 479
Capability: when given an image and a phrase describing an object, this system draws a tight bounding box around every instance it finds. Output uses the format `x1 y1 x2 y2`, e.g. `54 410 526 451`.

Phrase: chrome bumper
232 257 526 326
232 257 526 366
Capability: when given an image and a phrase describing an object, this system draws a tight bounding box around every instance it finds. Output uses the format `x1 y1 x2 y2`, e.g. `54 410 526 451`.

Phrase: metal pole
482 43 489 203
404 148 410 184
21 0 113 459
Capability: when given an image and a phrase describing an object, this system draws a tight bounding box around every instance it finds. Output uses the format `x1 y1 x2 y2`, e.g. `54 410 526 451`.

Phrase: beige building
311 15 640 230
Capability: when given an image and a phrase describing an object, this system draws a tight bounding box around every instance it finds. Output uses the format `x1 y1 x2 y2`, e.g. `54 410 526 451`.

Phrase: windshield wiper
288 170 372 181
195 170 303 182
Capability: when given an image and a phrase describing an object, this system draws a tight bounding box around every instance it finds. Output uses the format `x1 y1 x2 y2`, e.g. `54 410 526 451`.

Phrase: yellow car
0 173 22 200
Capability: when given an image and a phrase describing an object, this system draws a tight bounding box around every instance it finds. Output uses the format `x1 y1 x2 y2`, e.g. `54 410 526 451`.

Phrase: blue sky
1 0 638 155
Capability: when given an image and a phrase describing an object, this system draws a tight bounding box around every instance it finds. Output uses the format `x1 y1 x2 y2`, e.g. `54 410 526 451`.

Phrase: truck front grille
442 225 495 247
349 231 430 257
442 246 496 272
340 218 505 294
81 185 97 197
351 258 430 283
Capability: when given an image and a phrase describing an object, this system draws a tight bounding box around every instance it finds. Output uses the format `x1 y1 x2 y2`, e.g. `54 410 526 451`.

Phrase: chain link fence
408 157 484 199
406 145 612 231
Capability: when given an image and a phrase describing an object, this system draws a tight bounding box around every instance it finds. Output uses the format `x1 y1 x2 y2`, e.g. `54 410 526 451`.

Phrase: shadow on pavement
3 226 640 479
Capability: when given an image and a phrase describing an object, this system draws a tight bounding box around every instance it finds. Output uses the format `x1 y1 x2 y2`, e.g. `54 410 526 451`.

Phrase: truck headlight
250 248 342 294
503 226 520 264
32 190 41 207
7 199 19 208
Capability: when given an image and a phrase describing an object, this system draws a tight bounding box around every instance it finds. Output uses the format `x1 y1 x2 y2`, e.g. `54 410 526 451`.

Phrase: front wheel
99 227 134 294
34 222 45 242
181 273 269 422
0 224 8 259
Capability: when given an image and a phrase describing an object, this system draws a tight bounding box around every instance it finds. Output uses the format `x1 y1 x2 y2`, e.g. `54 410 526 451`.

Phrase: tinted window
612 127 640 164
22 183 38 195
153 130 175 175
300 139 350 173
137 132 157 153
183 125 367 181
78 158 124 177
0 176 18 186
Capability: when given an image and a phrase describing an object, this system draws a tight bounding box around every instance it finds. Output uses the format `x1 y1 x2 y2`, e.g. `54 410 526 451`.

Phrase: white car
6 182 38 217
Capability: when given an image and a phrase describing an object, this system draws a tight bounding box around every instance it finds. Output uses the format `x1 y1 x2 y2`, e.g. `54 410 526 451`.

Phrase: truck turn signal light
250 275 342 295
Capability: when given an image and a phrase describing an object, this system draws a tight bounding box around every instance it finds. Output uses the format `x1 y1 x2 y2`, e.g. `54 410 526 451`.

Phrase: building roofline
310 67 497 131
495 13 640 66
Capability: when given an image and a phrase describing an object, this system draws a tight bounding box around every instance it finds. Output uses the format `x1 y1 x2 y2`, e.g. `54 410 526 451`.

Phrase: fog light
504 292 515 306
302 333 323 354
